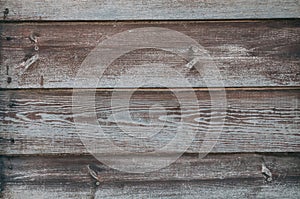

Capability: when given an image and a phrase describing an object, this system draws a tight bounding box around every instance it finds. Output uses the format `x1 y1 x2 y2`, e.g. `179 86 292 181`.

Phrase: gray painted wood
1 154 300 198
0 89 299 155
1 20 300 88
0 0 299 21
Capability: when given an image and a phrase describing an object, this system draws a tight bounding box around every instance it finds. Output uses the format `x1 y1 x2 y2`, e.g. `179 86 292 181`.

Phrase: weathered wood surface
0 89 299 155
1 20 299 88
0 0 299 21
95 178 300 199
1 153 300 198
2 178 300 199
1 1 299 198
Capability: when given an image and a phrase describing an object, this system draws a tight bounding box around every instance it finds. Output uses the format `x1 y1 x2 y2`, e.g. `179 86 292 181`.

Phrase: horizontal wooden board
1 153 300 198
0 20 300 89
2 178 300 199
0 0 299 21
0 89 299 155
94 178 300 199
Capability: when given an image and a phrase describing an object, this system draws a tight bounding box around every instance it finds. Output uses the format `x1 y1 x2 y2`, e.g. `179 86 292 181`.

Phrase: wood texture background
0 0 300 198
1 153 300 198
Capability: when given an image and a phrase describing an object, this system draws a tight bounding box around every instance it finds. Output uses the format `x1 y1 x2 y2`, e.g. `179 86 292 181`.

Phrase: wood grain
0 20 299 88
96 178 300 199
1 1 299 198
0 89 299 155
2 179 300 199
0 0 299 21
1 153 300 198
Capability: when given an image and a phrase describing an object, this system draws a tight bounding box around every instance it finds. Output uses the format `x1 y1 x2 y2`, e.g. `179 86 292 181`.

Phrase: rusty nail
190 45 199 53
87 165 98 179
16 54 39 77
7 77 12 83
29 33 38 43
23 54 39 70
184 46 202 70
262 163 272 182
29 33 40 51
185 57 198 70
40 75 44 86
3 8 9 19
34 44 39 51
87 164 102 184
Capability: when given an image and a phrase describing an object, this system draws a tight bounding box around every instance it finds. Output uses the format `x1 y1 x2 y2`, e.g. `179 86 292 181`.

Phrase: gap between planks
1 19 299 24
1 86 300 92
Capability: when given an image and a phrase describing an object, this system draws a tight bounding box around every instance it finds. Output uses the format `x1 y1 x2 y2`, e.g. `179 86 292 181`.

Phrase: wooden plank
97 178 300 199
0 89 299 155
96 178 300 199
1 184 93 199
0 20 300 89
0 0 299 21
1 154 300 198
2 153 300 183
2 179 300 199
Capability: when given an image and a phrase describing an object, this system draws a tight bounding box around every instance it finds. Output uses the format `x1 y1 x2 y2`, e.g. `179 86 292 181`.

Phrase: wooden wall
0 0 299 198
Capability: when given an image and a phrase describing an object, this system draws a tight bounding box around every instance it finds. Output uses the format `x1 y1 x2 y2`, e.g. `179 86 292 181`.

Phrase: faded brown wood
0 1 299 198
1 153 300 198
0 89 299 155
1 20 300 88
0 0 299 21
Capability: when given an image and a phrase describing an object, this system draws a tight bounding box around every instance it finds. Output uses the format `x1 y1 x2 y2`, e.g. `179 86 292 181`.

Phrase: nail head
7 77 12 83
